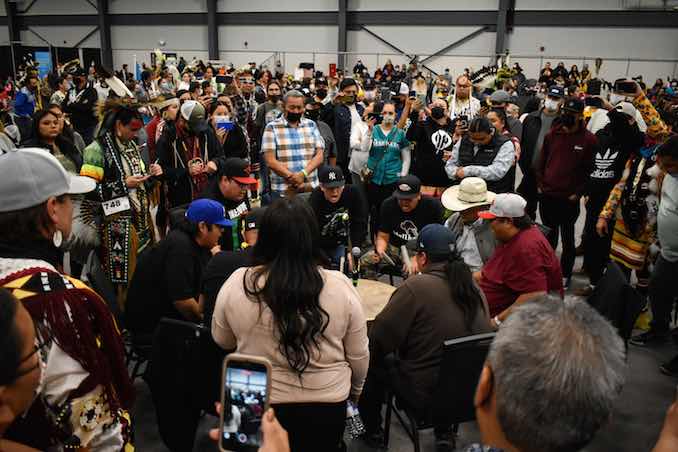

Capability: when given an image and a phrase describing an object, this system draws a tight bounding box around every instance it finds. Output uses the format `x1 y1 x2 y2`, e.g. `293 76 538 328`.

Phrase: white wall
514 0 668 9
109 0 205 13
218 0 337 12
0 26 9 45
506 26 678 82
348 0 496 10
111 25 208 69
20 26 100 48
21 0 96 15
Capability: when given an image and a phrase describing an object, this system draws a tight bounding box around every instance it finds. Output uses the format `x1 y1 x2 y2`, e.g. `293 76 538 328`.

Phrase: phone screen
220 360 269 451
615 81 636 94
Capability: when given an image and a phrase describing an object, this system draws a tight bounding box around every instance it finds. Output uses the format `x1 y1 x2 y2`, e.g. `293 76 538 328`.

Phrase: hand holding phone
219 354 272 452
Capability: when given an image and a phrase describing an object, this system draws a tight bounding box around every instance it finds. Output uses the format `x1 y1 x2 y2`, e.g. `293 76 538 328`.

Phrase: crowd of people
0 52 678 452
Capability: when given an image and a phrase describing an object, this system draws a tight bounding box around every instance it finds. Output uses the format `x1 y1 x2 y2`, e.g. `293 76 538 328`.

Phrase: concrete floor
132 333 677 452
132 193 678 451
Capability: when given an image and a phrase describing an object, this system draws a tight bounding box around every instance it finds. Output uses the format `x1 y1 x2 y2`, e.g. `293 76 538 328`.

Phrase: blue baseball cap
185 199 233 227
410 224 458 257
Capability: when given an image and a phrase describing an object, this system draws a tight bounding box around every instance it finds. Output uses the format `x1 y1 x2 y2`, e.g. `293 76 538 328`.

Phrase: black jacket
519 109 561 175
320 102 365 165
22 135 83 172
65 86 99 130
156 125 223 208
587 123 643 201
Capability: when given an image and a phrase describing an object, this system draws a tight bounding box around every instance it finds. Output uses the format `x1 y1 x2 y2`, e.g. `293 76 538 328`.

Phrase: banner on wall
34 50 52 79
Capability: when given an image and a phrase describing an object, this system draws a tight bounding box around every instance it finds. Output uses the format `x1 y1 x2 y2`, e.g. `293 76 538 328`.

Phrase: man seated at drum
358 224 492 452
360 175 444 276
308 165 368 269
442 177 497 273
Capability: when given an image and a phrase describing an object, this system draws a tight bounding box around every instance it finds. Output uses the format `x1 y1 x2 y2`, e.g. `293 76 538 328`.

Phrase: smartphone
408 90 417 98
458 114 469 129
584 96 603 108
216 75 233 84
219 354 272 452
614 81 636 95
214 115 235 131
367 112 383 125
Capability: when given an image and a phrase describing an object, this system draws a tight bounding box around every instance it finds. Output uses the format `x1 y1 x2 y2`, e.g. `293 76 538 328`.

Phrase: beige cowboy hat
441 177 496 212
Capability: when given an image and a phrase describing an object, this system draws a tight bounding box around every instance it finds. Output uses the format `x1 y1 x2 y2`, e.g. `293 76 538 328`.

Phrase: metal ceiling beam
207 0 218 59
360 26 438 75
495 0 511 58
97 0 112 68
4 0 20 76
1 9 676 30
337 0 347 70
72 26 99 48
419 26 489 65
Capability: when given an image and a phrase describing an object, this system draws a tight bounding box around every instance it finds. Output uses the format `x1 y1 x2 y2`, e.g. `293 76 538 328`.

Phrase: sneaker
360 428 386 450
629 330 669 347
573 285 595 297
435 433 456 452
660 355 678 377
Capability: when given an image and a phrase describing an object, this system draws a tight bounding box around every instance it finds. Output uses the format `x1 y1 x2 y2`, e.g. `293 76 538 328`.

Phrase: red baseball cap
220 157 257 186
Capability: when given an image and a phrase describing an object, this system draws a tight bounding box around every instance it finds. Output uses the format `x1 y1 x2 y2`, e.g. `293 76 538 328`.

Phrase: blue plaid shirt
261 116 324 195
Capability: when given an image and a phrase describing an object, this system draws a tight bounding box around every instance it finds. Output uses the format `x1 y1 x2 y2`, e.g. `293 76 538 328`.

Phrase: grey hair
283 89 304 104
487 295 626 452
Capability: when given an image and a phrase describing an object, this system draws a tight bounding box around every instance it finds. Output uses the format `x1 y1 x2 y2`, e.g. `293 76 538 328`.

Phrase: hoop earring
52 230 63 248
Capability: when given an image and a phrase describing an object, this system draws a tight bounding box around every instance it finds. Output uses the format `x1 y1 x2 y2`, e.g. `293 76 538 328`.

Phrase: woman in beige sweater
212 197 369 452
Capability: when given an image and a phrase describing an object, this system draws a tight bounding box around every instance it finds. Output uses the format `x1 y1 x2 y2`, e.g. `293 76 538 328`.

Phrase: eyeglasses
13 328 50 379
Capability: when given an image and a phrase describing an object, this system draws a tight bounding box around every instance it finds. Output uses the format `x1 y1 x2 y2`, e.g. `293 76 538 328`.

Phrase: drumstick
401 245 412 274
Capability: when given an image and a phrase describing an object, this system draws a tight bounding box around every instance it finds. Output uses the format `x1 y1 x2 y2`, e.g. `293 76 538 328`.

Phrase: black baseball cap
410 224 459 257
219 158 257 185
562 97 585 114
318 165 345 188
304 96 322 107
394 175 422 199
547 85 565 98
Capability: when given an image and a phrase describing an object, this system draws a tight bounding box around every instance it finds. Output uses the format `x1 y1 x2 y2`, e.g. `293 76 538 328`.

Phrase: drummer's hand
404 256 419 275
472 271 482 283
372 251 383 264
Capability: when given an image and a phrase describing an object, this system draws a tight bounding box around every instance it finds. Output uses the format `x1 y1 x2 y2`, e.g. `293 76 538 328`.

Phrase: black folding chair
587 261 644 344
383 332 496 452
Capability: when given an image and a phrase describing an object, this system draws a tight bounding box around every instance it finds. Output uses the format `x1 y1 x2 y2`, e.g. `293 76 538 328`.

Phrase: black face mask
269 94 280 103
561 113 576 128
316 89 328 99
430 106 446 120
305 109 320 121
286 111 303 123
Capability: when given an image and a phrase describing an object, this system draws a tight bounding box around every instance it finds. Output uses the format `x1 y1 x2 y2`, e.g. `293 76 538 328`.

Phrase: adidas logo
595 148 619 170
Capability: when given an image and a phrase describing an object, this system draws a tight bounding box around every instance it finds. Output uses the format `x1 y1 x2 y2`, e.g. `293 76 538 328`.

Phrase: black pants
539 195 580 279
648 255 678 334
359 355 452 439
272 401 346 452
367 182 396 239
583 195 612 285
517 169 539 220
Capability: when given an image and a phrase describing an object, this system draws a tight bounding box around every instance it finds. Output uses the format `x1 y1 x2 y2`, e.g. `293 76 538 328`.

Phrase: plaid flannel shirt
261 116 325 195
231 94 257 125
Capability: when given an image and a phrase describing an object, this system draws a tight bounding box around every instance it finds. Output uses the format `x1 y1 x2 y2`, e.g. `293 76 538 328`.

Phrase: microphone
351 246 361 287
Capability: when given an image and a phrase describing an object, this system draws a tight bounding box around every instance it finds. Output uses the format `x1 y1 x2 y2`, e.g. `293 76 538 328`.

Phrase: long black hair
0 289 21 386
428 252 487 331
244 197 329 377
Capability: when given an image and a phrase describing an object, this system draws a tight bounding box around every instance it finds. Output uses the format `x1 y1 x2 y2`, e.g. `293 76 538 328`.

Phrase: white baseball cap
478 193 527 220
0 148 96 212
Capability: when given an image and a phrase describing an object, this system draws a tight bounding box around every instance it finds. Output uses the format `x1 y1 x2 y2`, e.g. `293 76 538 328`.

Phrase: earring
52 230 63 248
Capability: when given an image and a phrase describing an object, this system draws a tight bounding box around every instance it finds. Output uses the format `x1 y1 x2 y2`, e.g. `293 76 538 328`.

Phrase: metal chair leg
406 411 420 452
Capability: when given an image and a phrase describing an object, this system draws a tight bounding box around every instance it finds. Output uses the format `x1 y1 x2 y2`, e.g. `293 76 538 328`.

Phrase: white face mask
544 98 561 112
608 93 628 106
